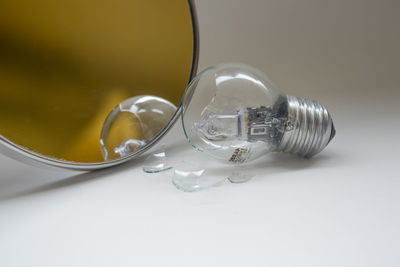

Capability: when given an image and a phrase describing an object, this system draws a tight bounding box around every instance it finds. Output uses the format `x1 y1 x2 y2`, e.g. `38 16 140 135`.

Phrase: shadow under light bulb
182 63 335 164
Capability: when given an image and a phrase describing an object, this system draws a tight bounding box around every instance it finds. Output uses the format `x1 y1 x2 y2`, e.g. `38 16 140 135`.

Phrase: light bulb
100 95 176 160
182 63 335 164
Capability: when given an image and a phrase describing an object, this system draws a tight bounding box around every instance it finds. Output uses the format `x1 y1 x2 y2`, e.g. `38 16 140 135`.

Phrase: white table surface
1 0 399 266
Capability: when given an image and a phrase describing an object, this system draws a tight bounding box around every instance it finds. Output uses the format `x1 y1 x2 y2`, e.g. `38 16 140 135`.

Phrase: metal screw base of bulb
278 96 335 157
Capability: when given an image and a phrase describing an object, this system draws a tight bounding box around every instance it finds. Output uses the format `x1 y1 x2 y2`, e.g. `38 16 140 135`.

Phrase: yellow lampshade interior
0 0 194 162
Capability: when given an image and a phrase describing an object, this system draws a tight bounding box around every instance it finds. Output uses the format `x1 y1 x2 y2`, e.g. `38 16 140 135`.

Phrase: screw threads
278 96 335 157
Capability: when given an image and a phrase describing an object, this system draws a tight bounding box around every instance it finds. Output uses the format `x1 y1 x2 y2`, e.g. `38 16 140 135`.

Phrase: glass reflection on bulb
182 63 335 164
100 95 176 160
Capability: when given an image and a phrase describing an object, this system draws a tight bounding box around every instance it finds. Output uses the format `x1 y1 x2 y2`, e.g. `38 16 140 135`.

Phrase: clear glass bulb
182 63 335 164
100 95 176 160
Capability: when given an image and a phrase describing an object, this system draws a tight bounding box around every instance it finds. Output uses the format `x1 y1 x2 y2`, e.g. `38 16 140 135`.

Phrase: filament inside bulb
193 111 244 141
193 106 287 145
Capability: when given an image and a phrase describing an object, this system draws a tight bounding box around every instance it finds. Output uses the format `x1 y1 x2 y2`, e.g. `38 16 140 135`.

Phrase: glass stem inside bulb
193 111 245 141
193 106 287 146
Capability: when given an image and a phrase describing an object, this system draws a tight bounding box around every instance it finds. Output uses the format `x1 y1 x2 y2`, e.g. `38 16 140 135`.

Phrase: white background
1 0 400 266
